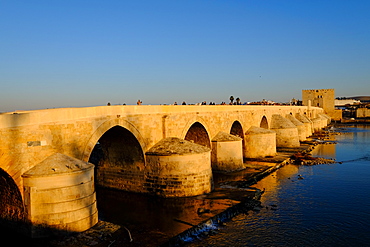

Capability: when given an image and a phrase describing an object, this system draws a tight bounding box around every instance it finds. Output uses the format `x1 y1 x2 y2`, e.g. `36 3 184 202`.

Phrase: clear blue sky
1 0 369 111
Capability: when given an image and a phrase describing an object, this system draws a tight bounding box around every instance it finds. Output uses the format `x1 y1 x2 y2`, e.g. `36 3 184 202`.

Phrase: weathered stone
244 126 276 158
295 113 313 136
270 114 300 148
286 114 306 141
23 153 93 176
146 137 210 155
22 153 98 238
211 131 242 142
0 105 328 237
211 132 244 172
145 137 212 197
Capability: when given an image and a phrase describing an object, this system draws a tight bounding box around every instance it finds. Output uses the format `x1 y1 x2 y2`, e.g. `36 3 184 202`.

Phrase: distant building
290 98 302 106
335 99 361 107
356 107 370 118
302 89 342 121
247 99 276 105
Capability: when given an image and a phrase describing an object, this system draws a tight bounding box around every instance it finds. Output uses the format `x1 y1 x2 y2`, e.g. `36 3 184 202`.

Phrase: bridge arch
0 168 26 232
230 120 244 139
260 115 269 129
82 118 147 162
183 121 211 148
230 120 246 156
86 121 146 191
88 125 145 170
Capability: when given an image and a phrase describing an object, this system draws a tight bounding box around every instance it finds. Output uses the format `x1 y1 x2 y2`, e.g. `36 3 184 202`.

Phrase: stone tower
302 88 342 120
302 89 335 112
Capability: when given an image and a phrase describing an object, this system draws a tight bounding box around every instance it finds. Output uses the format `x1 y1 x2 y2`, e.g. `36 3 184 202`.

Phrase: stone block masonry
271 114 300 148
0 104 328 237
22 153 98 238
244 126 276 158
211 132 244 172
145 137 213 197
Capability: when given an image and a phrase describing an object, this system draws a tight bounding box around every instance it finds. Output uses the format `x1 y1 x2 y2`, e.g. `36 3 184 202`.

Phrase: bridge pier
145 137 213 197
271 114 300 148
22 153 98 238
286 114 307 141
319 113 331 125
295 113 314 137
244 126 276 158
313 114 331 132
211 132 244 172
312 117 323 132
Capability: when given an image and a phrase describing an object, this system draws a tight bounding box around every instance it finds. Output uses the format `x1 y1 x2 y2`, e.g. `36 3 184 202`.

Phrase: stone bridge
0 105 328 237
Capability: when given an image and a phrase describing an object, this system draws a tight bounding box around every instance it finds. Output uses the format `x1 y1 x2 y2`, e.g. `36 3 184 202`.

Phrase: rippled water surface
187 124 370 247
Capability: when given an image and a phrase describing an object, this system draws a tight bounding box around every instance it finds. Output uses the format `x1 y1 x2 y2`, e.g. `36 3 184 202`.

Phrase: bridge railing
0 105 317 128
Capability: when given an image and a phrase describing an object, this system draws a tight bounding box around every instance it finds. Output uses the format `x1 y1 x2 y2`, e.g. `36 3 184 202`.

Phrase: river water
187 124 370 247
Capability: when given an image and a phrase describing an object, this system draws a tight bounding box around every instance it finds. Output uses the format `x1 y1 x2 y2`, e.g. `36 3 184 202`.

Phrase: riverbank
38 130 336 247
340 118 370 124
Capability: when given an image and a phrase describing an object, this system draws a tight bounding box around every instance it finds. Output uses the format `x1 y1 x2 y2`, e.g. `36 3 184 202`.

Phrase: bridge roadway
0 105 325 237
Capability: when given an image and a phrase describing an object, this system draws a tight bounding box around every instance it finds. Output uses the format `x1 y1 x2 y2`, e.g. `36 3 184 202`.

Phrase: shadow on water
95 169 263 246
96 187 220 244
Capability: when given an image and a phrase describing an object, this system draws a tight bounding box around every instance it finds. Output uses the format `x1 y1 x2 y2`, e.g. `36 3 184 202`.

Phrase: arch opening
88 126 145 189
184 122 211 148
0 168 26 234
260 116 269 129
230 121 244 139
230 120 246 162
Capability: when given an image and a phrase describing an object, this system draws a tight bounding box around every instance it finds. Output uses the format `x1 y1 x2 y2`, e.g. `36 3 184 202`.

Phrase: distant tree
230 96 234 104
236 97 241 105
107 102 111 106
